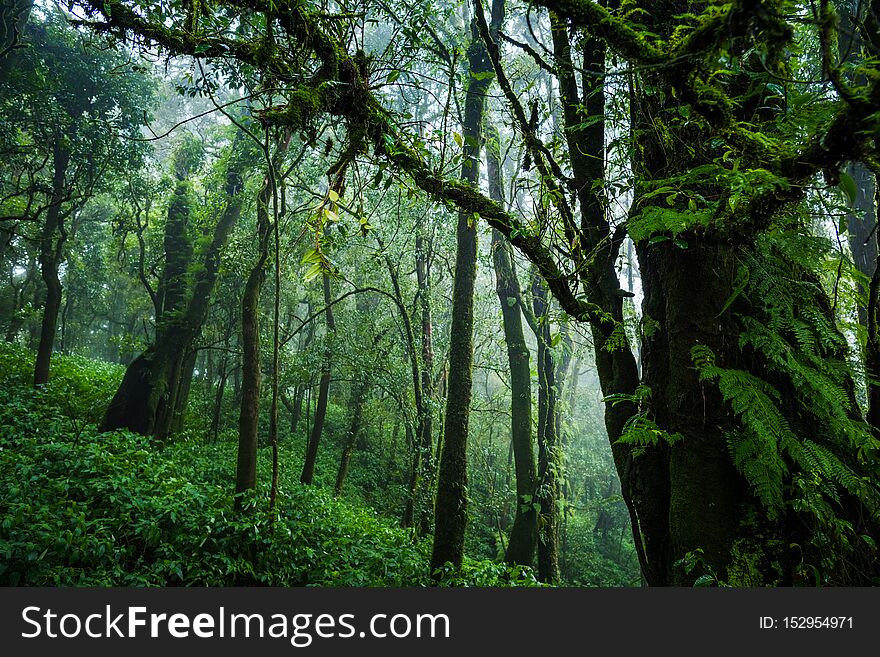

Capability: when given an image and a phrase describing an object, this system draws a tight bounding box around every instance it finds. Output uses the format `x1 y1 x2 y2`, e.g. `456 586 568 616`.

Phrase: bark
210 360 229 443
430 3 499 576
281 386 304 435
415 222 436 536
334 377 368 496
33 138 70 386
487 124 538 568
547 12 657 583
531 272 560 583
101 133 246 437
867 224 880 429
384 254 426 530
300 271 335 485
234 151 276 507
625 2 790 585
169 347 197 434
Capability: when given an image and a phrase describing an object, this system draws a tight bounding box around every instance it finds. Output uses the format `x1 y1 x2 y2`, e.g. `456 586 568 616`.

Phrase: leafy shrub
0 346 540 587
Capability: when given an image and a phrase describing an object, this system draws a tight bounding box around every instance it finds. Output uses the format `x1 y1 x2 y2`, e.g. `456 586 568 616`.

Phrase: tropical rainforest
1 0 879 588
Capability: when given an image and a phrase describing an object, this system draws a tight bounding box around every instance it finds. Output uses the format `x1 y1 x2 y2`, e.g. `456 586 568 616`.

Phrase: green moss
726 509 785 586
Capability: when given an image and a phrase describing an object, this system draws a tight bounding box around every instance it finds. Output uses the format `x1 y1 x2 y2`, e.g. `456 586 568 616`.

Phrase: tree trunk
102 133 246 436
415 222 436 536
34 138 70 386
531 272 560 583
210 359 228 443
234 160 274 506
334 377 368 496
430 5 498 576
487 123 538 568
300 271 335 485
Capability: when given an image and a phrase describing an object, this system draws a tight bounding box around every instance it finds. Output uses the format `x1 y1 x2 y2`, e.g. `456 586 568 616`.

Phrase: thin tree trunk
531 271 560 583
234 169 273 506
300 271 335 485
431 1 500 576
169 347 197 434
235 132 289 508
415 223 436 536
334 378 368 496
487 122 538 568
34 138 70 386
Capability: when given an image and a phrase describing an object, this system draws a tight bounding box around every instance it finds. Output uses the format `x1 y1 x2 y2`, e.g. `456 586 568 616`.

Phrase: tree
71 0 880 586
0 10 153 385
487 124 538 567
430 0 502 576
234 130 291 507
101 129 248 438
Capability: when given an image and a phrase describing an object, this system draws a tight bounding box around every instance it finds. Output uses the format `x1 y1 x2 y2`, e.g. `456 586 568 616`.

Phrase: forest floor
0 344 543 586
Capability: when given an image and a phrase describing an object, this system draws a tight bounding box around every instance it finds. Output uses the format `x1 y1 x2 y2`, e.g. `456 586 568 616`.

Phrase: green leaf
716 264 749 317
839 171 857 207
303 263 324 283
386 70 401 84
301 248 322 265
694 574 715 587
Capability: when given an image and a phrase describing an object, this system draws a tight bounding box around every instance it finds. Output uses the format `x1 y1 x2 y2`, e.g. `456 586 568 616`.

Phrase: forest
1 0 879 588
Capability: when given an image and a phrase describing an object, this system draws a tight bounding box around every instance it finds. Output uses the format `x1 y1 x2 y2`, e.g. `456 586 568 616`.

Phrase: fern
691 338 880 523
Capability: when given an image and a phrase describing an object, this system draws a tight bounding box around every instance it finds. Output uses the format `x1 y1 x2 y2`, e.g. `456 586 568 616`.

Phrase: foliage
0 343 539 586
688 228 880 581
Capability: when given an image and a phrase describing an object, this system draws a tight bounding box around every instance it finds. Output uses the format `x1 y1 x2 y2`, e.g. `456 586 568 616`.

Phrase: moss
725 508 785 586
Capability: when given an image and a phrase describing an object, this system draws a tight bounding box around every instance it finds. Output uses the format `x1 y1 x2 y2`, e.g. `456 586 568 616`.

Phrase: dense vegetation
2 0 879 587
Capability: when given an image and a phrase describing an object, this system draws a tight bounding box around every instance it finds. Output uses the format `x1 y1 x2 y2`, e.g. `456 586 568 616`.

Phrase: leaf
303 263 324 283
328 189 339 203
839 171 857 207
716 264 749 317
301 248 322 265
386 70 401 84
694 574 715 587
452 132 463 148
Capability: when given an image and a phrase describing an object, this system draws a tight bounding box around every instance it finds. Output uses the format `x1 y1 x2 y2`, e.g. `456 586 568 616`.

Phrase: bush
0 345 540 587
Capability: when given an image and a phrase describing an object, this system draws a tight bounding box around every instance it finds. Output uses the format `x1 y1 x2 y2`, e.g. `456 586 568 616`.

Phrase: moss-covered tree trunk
415 224 436 536
531 272 560 583
430 8 497 576
234 165 273 507
487 123 538 568
33 138 70 386
101 136 245 437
